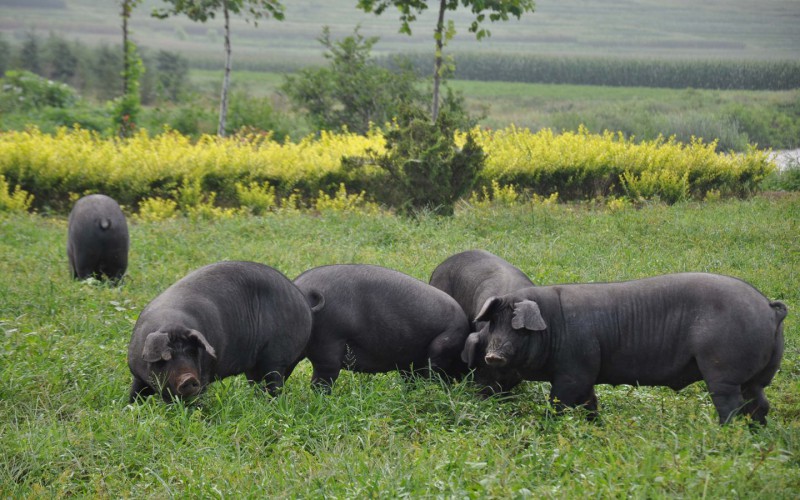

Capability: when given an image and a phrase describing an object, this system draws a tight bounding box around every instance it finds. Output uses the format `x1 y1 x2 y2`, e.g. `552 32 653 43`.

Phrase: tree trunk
218 0 232 137
122 0 129 96
432 0 447 122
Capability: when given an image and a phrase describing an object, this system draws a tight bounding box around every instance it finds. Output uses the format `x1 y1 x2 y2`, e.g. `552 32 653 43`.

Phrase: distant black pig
128 261 312 402
67 194 129 281
293 264 471 390
429 249 535 395
475 273 787 424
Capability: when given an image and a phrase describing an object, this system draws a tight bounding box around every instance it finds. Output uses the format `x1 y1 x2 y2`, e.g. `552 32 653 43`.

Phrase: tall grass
1 196 798 496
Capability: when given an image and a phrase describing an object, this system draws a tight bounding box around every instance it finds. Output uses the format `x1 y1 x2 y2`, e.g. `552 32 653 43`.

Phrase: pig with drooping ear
127 261 312 403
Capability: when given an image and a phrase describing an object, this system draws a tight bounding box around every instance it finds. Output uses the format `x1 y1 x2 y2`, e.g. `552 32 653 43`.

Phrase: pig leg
307 339 347 392
741 338 783 426
741 383 769 426
704 380 745 424
248 346 296 397
129 376 155 403
550 375 599 420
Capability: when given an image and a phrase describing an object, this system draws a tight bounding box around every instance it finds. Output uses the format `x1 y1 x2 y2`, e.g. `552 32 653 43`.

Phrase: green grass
186 69 800 150
1 196 799 496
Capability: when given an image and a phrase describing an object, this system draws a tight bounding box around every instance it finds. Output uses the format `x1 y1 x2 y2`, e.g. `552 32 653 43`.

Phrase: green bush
283 27 426 135
727 101 800 150
226 92 306 142
762 161 800 192
345 105 485 216
0 70 78 112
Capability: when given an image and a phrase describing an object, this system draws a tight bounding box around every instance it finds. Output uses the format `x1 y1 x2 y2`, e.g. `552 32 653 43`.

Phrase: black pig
128 261 312 402
67 194 129 281
429 249 534 395
476 273 787 424
294 264 471 390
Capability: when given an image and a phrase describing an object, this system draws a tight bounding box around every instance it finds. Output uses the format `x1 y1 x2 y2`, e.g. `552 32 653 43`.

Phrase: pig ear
461 331 482 368
512 300 547 331
474 296 501 323
306 289 325 313
188 329 217 359
142 331 172 363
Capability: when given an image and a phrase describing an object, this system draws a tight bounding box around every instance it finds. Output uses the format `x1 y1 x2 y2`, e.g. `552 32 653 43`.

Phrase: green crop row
0 125 775 215
384 53 800 91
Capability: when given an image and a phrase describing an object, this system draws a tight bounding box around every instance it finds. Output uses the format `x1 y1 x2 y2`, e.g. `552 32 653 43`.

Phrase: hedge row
0 126 774 214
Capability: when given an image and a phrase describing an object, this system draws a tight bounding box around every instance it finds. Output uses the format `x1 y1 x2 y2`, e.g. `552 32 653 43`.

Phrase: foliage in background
0 70 78 112
386 52 800 91
357 0 535 121
0 32 187 106
0 124 776 216
153 0 286 136
344 104 485 215
225 92 304 141
282 27 426 135
762 158 800 193
112 40 144 138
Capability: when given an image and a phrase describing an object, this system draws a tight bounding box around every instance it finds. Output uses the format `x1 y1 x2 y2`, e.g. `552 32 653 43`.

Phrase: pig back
132 261 312 377
296 264 468 354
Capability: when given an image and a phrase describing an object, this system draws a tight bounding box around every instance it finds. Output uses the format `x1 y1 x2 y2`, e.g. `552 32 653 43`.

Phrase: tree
0 34 12 76
153 0 285 137
282 27 425 134
121 1 142 96
91 45 123 101
343 99 485 216
155 50 189 102
18 32 42 76
43 33 79 83
357 0 535 121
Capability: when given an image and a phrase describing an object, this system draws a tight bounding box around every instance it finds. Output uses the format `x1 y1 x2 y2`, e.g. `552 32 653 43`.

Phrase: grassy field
191 69 800 149
1 196 798 496
1 0 798 71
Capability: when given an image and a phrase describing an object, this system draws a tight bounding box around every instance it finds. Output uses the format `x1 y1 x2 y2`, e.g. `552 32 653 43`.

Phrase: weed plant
0 196 798 496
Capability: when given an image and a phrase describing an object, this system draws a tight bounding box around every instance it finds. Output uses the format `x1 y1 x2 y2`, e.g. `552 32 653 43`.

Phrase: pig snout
175 372 202 397
484 351 509 367
484 337 512 367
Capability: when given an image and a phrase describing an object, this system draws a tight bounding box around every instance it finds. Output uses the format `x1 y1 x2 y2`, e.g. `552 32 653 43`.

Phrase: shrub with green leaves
0 70 78 112
346 106 485 215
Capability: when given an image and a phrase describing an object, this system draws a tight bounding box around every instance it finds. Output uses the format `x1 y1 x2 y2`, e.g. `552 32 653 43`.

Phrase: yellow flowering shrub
0 124 774 214
314 183 380 214
0 175 34 213
136 197 178 222
236 181 277 215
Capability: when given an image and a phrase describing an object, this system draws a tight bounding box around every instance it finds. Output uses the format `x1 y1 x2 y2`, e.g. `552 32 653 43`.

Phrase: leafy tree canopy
153 0 284 24
356 0 535 39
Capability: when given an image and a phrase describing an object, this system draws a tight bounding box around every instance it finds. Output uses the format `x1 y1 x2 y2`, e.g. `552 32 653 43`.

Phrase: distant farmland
1 0 798 72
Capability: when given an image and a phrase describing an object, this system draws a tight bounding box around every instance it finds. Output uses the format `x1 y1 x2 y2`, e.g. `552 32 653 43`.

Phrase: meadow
152 70 800 152
1 196 798 496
